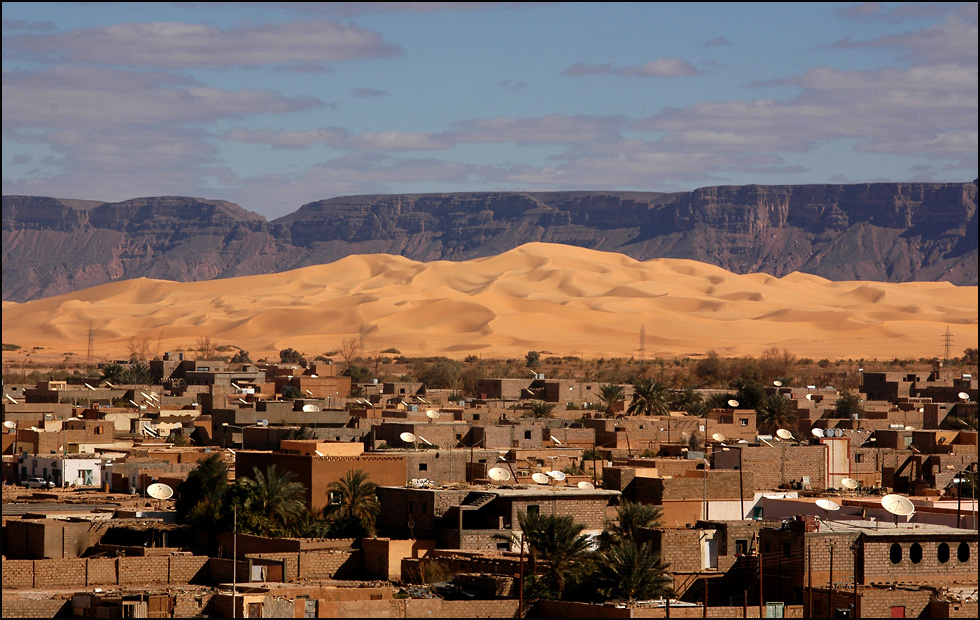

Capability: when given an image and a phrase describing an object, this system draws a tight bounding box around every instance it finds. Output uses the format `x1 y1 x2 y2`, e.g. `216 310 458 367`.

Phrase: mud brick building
712 443 828 491
760 519 977 608
234 450 406 512
377 485 619 550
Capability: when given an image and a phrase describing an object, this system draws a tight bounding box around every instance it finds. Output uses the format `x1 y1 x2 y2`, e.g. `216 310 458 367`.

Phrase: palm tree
176 454 229 529
756 393 797 435
238 465 307 535
101 363 125 384
324 469 380 537
517 510 591 599
598 384 626 414
607 501 662 544
627 379 669 417
600 539 672 603
525 400 556 419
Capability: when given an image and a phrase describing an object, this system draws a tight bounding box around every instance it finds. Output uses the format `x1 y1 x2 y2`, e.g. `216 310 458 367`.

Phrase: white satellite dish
577 481 595 490
146 483 173 500
418 435 433 446
727 399 740 408
4 394 18 404
488 467 511 482
711 433 726 443
904 425 914 431
841 477 859 490
400 432 417 444
302 404 320 413
314 450 325 457
958 392 970 400
811 428 825 438
256 419 269 427
773 380 782 387
425 410 440 419
776 429 793 440
881 494 915 516
816 499 841 511
805 394 813 401
531 472 550 484
84 383 96 391
548 471 567 481
3 421 16 429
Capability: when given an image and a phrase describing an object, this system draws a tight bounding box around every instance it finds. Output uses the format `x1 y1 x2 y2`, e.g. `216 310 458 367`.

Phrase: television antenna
776 429 793 441
881 494 915 526
302 404 320 413
711 432 726 443
577 481 595 490
488 467 510 483
811 428 825 438
727 399 740 408
816 499 840 512
147 483 173 500
400 432 417 449
773 380 782 387
531 472 550 485
841 477 859 490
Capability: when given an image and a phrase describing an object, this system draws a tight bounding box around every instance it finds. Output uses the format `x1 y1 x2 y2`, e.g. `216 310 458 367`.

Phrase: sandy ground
2 242 977 362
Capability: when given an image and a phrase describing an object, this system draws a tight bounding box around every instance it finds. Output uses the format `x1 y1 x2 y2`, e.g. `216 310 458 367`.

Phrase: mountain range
3 181 977 302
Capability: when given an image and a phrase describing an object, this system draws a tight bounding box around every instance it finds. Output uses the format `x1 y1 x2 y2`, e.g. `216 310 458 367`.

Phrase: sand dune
2 243 976 362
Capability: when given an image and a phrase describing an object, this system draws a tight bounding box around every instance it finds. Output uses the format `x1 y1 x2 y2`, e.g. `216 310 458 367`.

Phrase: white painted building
18 455 111 488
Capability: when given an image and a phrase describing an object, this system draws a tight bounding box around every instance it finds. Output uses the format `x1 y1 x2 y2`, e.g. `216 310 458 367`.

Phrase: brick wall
243 549 364 580
805 585 931 619
2 555 209 589
860 537 978 586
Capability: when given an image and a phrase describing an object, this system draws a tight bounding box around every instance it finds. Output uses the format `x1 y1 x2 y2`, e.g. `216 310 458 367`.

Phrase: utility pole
943 326 953 364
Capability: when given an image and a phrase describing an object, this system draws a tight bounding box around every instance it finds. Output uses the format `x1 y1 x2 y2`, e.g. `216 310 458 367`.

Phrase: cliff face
3 182 977 302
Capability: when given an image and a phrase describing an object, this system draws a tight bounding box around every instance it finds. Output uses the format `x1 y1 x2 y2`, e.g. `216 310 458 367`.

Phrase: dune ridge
2 243 976 362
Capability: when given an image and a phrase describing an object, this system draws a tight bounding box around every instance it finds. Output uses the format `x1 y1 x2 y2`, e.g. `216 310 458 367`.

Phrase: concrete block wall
2 555 210 589
861 538 978 586
0 595 69 619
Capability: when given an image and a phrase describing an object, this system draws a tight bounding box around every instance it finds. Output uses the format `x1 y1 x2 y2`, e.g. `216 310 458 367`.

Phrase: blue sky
2 2 977 218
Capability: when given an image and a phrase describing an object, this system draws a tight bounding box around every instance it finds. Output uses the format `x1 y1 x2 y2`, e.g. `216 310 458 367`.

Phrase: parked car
23 477 55 489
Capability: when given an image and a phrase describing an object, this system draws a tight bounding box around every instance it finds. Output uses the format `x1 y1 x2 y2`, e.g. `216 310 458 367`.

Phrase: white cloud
4 20 400 68
2 66 322 129
831 15 978 65
562 59 702 78
447 114 624 144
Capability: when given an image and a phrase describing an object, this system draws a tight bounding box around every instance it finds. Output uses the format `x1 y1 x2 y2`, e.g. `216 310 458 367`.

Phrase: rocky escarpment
3 182 977 302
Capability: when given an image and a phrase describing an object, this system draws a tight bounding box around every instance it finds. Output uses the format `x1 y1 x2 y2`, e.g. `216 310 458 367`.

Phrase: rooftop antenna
418 435 433 447
727 399 740 408
550 435 563 445
84 383 97 391
531 472 550 485
400 432 417 450
881 494 915 527
776 429 794 441
488 467 510 485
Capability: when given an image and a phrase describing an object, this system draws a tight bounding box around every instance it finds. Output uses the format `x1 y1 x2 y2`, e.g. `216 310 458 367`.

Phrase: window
909 543 922 564
735 539 749 555
855 453 864 463
497 542 510 551
890 543 903 564
938 543 950 563
740 418 749 426
524 431 532 439
418 463 428 471
957 542 970 562
527 505 539 516
473 414 480 421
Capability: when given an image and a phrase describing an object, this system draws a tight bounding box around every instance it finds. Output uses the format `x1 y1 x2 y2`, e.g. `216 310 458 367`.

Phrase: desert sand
2 243 977 363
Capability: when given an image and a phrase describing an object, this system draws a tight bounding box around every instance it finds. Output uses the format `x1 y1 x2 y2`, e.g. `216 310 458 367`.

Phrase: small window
890 543 903 564
854 453 864 463
740 418 749 426
957 542 970 562
527 505 539 516
497 542 510 551
909 543 922 564
938 543 950 563
524 431 532 439
418 463 428 471
473 414 480 421
735 539 749 555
